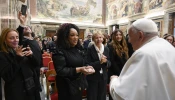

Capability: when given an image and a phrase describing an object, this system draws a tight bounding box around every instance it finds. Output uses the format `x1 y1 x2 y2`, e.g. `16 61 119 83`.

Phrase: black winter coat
0 51 41 100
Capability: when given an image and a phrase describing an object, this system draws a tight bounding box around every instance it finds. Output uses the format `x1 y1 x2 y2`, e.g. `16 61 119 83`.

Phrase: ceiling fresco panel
106 0 147 21
36 0 102 24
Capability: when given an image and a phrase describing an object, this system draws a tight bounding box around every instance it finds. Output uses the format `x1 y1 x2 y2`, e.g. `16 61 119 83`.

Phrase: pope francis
110 18 175 100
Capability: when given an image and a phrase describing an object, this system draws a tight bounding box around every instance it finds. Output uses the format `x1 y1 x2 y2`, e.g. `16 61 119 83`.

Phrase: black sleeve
0 52 21 82
16 25 24 46
105 46 111 68
108 45 122 75
52 50 77 77
86 46 103 71
28 54 41 68
29 42 42 68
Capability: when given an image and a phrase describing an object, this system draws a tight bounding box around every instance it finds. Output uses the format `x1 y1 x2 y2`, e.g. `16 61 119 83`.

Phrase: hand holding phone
21 4 27 15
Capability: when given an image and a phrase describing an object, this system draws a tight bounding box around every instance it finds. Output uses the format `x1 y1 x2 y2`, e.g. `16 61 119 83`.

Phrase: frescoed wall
107 0 147 20
0 0 21 33
163 0 175 8
149 0 163 10
149 0 175 10
107 0 175 22
36 0 102 24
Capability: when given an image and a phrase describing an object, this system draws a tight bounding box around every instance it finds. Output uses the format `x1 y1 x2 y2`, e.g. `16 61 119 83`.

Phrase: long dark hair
110 29 129 59
56 23 81 49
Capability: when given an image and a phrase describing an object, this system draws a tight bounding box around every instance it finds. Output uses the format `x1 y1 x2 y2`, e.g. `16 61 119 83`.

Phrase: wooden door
173 13 175 35
79 29 85 40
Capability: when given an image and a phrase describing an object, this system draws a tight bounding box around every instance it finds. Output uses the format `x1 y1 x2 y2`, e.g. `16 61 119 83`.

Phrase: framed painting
154 19 163 37
119 24 128 36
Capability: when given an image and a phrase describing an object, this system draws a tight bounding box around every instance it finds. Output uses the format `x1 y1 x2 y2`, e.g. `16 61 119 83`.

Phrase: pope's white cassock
110 37 175 100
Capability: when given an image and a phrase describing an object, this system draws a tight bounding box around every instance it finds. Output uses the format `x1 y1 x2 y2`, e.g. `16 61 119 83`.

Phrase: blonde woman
86 32 111 100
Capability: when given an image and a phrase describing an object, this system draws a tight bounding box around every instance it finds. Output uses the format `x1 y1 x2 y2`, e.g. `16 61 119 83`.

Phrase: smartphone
21 4 27 15
22 42 29 52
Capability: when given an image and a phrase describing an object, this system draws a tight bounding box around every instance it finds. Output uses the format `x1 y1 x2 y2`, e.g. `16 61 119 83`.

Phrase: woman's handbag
65 74 88 96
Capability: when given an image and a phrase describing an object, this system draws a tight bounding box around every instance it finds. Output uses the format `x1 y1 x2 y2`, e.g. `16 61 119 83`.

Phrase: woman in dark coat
108 29 129 100
52 23 95 100
86 33 111 100
0 28 41 100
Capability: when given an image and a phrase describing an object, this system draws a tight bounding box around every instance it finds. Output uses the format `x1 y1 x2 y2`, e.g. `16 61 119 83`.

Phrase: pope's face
128 27 140 51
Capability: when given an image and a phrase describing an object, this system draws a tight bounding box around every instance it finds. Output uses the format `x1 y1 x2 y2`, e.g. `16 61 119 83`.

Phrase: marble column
29 0 36 18
163 12 169 37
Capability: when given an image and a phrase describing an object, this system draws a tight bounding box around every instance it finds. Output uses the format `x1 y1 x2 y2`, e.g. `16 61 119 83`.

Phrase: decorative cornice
128 13 146 22
165 5 175 13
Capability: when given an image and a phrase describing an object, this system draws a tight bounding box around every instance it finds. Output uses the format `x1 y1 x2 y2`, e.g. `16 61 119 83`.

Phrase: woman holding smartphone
0 28 41 100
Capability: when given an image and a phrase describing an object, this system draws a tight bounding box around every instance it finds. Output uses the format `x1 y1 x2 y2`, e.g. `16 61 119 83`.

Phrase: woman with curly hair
52 23 95 100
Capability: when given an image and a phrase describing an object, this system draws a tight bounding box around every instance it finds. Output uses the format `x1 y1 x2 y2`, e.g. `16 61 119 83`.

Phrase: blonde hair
92 32 104 41
0 28 19 53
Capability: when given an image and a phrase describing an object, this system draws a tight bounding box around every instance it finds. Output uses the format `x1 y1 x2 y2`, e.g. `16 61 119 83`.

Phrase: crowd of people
0 11 175 100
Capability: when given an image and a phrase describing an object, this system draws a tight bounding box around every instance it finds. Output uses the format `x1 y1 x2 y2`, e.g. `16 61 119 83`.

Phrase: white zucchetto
132 18 158 33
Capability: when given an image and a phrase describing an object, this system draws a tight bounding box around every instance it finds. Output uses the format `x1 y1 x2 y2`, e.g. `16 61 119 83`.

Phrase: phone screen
21 5 27 15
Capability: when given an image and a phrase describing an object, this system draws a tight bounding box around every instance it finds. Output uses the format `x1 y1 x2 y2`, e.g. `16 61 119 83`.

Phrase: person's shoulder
0 51 8 58
107 43 112 47
133 47 153 59
84 39 91 43
84 40 88 43
52 48 65 56
107 43 114 50
104 45 109 49
88 44 94 49
0 51 7 54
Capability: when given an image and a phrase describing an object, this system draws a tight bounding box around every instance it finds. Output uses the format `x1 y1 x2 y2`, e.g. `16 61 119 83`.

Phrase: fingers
15 45 23 52
18 45 23 49
102 54 107 58
24 50 33 56
83 68 90 75
85 66 93 69
22 48 27 51
15 45 33 57
18 12 21 19
110 75 118 80
25 13 28 17
26 46 31 50
83 66 95 75
101 57 107 64
19 11 22 14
